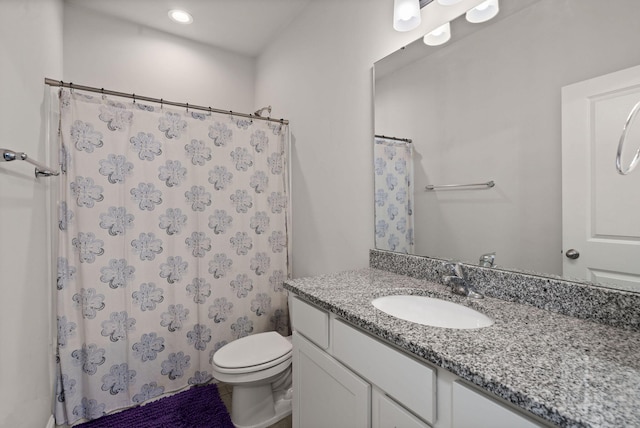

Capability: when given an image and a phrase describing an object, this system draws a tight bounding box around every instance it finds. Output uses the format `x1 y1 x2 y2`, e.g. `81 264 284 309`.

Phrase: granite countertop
284 268 640 428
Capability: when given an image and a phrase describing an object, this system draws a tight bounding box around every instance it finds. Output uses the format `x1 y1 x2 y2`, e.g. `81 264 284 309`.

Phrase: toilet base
231 386 292 428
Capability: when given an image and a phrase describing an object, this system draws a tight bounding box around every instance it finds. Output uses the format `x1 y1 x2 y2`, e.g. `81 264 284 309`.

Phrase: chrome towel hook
615 100 640 175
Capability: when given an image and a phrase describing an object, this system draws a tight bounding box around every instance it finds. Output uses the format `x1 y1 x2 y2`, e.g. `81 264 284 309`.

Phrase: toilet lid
213 331 292 369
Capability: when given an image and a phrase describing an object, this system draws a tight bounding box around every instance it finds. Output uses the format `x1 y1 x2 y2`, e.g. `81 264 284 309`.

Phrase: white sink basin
371 295 494 329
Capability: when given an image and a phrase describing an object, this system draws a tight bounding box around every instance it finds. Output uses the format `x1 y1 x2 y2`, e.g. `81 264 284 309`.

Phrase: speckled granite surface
370 249 640 331
284 268 640 428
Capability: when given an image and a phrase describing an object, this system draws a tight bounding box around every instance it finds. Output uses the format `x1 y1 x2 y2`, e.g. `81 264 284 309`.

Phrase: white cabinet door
292 332 370 428
452 382 544 428
372 389 430 428
332 319 436 425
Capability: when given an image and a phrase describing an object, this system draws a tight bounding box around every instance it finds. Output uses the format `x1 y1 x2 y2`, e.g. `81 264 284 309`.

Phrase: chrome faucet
443 262 484 299
479 252 496 268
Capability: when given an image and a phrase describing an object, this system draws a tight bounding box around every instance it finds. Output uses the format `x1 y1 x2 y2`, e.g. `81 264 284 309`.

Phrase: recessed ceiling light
168 9 193 24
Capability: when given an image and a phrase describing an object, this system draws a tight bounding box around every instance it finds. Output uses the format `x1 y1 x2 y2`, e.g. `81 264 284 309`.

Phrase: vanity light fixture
393 0 422 32
466 0 499 23
423 22 451 46
168 9 193 24
421 0 500 46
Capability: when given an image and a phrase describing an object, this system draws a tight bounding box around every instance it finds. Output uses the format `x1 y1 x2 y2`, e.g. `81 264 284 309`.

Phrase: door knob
565 249 580 259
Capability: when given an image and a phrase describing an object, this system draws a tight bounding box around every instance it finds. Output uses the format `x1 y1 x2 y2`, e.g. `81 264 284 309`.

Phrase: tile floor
218 382 293 428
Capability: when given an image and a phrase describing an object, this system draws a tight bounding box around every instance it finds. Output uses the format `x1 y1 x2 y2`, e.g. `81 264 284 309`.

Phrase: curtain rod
44 78 289 125
375 134 412 143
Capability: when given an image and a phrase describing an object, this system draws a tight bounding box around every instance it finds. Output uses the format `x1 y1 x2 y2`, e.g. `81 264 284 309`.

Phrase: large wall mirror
374 0 640 292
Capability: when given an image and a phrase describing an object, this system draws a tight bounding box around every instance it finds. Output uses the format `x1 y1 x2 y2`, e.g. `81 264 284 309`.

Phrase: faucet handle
444 262 456 276
445 262 465 279
479 252 496 268
454 263 465 279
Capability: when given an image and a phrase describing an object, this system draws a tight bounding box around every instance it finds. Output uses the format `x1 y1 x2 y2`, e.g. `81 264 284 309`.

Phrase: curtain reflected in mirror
374 136 414 254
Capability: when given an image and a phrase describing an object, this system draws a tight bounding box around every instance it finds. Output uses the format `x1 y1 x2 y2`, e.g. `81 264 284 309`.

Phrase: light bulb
393 0 421 32
423 22 451 46
168 9 193 24
466 0 499 23
398 4 414 19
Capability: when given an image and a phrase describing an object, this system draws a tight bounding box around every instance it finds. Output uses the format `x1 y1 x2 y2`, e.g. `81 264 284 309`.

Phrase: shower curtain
374 137 414 254
54 89 290 425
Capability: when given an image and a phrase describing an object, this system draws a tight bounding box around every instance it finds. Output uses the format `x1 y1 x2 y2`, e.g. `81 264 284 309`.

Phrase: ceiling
64 0 314 57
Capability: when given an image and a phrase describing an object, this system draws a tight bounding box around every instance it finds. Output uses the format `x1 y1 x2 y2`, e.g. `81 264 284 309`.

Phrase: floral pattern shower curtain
374 137 414 254
54 89 289 425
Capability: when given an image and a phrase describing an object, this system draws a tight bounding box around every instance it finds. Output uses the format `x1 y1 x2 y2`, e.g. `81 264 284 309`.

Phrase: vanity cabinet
293 332 370 428
451 382 541 428
290 296 548 428
333 318 435 424
372 390 430 428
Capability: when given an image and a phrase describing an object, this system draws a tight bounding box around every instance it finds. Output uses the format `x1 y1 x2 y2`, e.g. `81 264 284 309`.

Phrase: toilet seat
213 351 292 374
213 331 292 374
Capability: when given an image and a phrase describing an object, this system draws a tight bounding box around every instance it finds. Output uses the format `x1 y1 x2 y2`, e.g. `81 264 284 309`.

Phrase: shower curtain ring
160 99 164 109
186 103 189 113
132 93 136 104
69 82 73 93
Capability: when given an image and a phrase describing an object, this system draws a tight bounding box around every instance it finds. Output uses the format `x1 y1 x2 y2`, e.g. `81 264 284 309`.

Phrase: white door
562 64 640 291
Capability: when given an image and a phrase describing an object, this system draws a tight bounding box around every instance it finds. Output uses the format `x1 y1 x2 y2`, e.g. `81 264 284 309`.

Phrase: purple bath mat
75 384 234 428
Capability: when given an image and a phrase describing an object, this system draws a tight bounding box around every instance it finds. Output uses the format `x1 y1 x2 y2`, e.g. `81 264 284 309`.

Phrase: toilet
211 331 293 428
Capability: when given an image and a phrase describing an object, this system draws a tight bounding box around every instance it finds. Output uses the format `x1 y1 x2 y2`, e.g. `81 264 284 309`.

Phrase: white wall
63 4 256 112
254 0 461 277
0 1 63 427
375 0 640 275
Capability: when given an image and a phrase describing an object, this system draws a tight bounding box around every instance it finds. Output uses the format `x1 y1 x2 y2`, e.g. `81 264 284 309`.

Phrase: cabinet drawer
452 381 544 428
333 319 436 425
291 297 329 349
372 389 430 428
